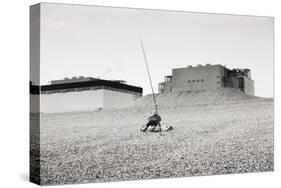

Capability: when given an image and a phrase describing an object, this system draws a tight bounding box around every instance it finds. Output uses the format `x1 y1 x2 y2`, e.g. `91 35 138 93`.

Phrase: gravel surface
31 89 274 185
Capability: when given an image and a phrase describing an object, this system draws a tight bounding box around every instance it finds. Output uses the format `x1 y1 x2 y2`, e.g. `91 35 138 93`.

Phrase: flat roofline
30 80 142 94
172 64 225 70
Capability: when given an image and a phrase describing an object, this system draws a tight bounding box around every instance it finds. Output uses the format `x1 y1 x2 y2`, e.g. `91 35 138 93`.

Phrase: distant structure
50 76 96 85
158 64 255 95
30 77 142 113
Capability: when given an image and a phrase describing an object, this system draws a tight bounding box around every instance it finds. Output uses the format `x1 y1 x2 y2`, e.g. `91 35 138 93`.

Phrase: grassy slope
37 89 274 185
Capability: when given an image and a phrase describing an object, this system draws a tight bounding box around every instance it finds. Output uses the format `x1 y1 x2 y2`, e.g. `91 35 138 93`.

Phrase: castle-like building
158 64 255 95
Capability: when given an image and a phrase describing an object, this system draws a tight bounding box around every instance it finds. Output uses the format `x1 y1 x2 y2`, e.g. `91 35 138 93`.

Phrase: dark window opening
239 77 245 92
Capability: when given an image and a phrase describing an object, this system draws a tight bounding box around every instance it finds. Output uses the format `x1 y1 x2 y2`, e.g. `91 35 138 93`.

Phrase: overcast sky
39 3 273 97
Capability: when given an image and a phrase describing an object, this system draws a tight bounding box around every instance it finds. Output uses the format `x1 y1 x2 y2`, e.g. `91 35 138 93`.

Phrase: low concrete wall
244 77 255 95
36 89 138 113
40 90 104 113
103 89 136 109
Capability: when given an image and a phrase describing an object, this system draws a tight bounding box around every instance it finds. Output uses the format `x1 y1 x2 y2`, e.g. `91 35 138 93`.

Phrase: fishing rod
139 38 161 134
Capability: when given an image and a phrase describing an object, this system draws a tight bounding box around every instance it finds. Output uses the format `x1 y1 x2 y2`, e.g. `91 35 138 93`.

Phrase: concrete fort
30 77 142 113
159 64 255 95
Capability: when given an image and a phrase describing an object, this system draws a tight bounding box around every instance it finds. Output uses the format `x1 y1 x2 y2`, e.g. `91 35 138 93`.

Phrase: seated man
141 112 161 132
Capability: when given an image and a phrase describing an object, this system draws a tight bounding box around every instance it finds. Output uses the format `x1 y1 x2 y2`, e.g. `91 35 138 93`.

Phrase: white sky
40 3 274 97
